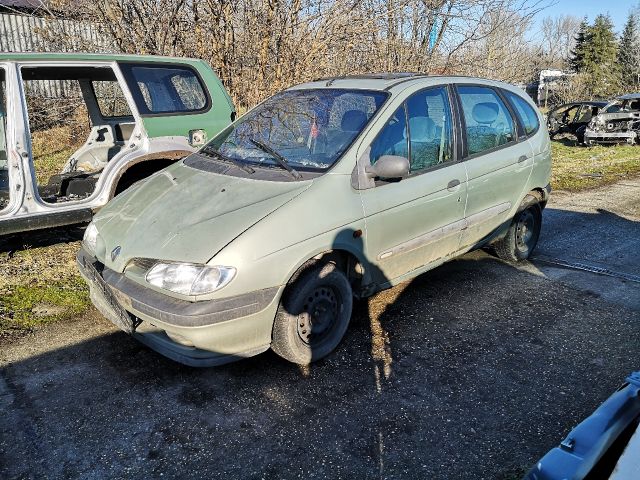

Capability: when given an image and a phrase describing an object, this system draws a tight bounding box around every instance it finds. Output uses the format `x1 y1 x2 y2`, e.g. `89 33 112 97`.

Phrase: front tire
271 263 353 364
494 195 542 262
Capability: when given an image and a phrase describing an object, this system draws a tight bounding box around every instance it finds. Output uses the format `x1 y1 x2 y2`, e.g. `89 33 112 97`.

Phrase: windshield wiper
249 138 302 180
200 146 255 174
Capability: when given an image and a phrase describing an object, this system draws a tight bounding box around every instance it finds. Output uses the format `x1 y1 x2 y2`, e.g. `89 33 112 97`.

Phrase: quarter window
458 86 515 156
122 64 208 115
505 91 539 136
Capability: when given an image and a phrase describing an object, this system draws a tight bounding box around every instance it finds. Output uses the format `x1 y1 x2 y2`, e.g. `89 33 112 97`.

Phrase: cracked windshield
206 89 387 171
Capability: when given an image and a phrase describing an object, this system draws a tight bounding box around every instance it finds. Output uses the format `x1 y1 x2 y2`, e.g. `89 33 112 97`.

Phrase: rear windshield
202 89 388 171
120 63 209 115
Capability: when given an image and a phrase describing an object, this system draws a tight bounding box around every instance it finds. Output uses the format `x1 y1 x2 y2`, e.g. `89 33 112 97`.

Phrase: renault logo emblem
111 246 122 262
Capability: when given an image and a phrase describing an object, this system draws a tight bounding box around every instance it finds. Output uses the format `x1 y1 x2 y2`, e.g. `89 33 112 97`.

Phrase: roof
0 52 204 66
291 73 524 93
617 93 640 100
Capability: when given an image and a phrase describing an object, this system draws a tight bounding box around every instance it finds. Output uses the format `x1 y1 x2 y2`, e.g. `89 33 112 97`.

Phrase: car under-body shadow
2 218 640 479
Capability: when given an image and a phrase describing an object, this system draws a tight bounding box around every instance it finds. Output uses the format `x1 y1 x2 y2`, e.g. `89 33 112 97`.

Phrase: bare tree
40 0 553 109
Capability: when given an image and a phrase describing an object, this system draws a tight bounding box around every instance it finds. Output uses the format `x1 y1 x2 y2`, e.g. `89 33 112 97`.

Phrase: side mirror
365 155 409 179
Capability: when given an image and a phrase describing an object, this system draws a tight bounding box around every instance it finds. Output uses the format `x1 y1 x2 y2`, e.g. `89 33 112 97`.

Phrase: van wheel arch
109 150 190 198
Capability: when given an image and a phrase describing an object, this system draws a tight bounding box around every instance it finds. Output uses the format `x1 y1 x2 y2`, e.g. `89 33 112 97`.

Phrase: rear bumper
77 247 280 366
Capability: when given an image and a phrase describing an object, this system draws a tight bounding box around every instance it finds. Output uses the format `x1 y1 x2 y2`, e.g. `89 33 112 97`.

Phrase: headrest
341 110 367 132
407 117 435 142
472 102 499 125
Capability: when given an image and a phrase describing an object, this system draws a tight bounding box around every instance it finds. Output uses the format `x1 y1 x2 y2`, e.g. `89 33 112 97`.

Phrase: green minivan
78 73 551 366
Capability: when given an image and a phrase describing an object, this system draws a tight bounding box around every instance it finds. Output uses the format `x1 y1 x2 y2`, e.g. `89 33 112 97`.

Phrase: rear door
454 84 534 250
360 85 467 284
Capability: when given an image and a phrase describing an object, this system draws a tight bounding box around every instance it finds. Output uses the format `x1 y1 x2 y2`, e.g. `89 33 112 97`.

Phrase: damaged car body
584 93 640 146
546 101 607 144
0 53 235 236
78 74 552 367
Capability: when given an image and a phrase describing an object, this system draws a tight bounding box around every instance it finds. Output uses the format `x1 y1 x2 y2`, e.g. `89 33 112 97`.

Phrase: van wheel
271 262 353 365
494 195 542 262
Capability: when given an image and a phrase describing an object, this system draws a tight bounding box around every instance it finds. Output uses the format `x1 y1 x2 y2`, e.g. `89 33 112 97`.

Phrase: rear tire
494 195 542 262
271 262 353 365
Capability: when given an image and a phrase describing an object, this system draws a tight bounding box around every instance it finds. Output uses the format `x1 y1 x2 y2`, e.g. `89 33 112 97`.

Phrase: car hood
93 162 310 272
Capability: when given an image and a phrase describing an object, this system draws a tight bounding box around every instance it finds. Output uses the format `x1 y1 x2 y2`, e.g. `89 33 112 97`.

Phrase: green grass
0 240 91 338
551 139 640 191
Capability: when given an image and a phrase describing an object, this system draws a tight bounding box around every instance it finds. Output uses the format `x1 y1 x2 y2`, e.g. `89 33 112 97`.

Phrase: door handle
518 155 529 163
447 179 460 190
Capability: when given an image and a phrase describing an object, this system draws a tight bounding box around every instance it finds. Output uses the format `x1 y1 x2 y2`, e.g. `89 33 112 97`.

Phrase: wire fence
0 12 114 97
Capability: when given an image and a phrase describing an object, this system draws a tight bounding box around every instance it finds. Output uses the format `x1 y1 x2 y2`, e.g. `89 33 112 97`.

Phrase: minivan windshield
203 89 388 171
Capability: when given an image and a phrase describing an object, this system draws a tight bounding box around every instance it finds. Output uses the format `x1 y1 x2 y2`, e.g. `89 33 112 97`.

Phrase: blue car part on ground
525 371 640 480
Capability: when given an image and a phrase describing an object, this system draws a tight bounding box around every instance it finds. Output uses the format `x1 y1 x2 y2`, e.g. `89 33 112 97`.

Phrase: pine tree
570 17 589 72
618 12 640 89
582 15 621 98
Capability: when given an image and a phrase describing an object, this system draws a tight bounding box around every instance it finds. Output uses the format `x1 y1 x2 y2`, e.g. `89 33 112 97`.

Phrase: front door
360 86 467 285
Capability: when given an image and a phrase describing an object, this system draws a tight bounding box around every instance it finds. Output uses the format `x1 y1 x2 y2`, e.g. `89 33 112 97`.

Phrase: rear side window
457 85 515 156
121 64 209 115
92 80 133 118
505 91 539 136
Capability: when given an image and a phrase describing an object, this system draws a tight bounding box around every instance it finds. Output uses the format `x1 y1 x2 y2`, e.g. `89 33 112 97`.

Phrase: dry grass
551 139 640 191
30 125 84 185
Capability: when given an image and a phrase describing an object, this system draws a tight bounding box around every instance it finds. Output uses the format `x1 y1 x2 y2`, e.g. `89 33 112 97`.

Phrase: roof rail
312 72 425 86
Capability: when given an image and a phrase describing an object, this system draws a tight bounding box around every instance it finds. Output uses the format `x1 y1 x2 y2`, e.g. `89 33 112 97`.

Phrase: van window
505 91 539 136
122 64 208 115
369 105 408 165
404 87 453 172
457 86 515 156
92 80 133 118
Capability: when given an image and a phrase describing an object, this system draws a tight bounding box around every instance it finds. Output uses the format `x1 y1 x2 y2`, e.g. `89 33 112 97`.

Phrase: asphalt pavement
1 180 639 480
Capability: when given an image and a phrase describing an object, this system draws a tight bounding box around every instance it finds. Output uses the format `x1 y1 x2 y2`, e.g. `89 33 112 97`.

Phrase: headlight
145 263 236 296
83 223 99 253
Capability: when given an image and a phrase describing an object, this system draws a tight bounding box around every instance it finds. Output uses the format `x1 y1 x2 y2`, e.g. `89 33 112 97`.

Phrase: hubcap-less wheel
297 286 340 345
271 263 353 364
515 209 536 253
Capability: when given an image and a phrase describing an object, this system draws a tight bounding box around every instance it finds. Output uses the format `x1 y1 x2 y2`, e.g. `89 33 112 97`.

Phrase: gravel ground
1 180 639 480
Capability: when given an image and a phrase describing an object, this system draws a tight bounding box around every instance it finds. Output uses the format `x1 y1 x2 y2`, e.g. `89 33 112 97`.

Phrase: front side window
122 64 208 115
369 105 407 165
405 87 453 172
505 91 539 136
202 89 387 172
458 85 515 156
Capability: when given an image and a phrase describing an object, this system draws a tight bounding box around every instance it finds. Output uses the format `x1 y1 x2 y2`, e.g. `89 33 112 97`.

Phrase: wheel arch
285 247 368 299
109 150 191 198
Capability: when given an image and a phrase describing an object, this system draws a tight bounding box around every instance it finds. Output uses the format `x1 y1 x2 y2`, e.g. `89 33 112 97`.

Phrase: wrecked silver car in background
584 93 640 146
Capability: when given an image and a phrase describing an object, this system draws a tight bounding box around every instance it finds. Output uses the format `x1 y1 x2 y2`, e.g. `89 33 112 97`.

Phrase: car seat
328 109 367 151
392 116 440 170
467 102 499 155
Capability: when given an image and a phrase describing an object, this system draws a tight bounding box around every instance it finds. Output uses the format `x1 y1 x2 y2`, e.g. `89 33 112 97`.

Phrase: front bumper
584 130 636 144
77 247 281 366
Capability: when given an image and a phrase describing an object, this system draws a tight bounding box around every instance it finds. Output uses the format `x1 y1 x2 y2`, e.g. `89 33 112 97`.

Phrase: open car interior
21 66 136 203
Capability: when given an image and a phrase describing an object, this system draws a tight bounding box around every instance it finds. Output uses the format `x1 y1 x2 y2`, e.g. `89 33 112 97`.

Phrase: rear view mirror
365 155 409 179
